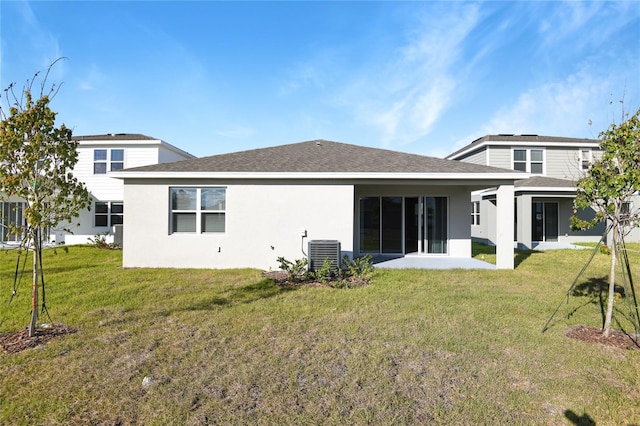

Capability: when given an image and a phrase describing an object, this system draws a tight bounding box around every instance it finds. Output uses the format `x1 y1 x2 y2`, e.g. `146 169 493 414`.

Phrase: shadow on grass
571 276 625 298
565 409 595 425
514 250 537 268
568 276 636 331
183 278 298 311
471 242 539 268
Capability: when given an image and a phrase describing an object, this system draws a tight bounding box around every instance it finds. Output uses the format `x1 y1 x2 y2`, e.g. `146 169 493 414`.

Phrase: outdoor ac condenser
308 240 341 272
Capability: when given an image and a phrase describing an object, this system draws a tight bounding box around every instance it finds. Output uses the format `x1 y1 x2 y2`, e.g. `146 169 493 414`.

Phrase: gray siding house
446 134 614 249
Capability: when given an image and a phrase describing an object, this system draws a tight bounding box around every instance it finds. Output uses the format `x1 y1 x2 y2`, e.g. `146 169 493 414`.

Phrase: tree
0 61 91 337
571 107 640 337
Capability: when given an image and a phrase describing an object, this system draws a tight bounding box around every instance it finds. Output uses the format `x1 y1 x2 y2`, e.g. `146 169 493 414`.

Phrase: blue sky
1 1 639 158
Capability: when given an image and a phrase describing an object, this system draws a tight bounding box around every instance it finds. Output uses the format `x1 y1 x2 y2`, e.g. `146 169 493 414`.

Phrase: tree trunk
28 228 39 338
602 220 618 337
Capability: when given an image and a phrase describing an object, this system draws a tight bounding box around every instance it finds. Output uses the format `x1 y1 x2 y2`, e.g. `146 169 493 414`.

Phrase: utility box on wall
308 240 341 272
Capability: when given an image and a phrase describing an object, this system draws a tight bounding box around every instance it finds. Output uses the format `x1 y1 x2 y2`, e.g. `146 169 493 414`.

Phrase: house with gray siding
446 134 624 249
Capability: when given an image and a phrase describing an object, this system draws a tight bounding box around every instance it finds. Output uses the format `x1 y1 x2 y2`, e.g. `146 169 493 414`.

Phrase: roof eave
447 139 601 160
110 171 526 181
516 186 577 192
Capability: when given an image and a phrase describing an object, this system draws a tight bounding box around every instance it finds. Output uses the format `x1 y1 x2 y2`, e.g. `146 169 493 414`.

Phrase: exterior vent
308 240 341 272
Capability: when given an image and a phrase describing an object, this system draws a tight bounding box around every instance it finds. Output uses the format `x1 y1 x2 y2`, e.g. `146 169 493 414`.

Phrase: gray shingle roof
515 176 576 188
123 140 522 174
73 133 157 141
447 134 600 160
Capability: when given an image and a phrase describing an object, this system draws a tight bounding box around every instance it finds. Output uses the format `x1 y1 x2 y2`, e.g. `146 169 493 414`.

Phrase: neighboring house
0 133 195 245
445 134 613 249
111 140 525 270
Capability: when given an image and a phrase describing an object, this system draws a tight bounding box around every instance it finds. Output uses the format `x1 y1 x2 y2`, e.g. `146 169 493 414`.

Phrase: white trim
511 147 545 175
169 186 226 234
111 171 526 180
516 186 576 192
446 139 600 160
78 139 195 159
579 148 592 171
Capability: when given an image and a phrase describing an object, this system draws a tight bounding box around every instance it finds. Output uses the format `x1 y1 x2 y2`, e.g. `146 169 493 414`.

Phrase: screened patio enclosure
359 196 448 255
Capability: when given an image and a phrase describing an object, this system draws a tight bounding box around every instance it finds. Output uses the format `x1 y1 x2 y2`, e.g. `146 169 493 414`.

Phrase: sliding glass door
359 196 448 255
532 202 558 242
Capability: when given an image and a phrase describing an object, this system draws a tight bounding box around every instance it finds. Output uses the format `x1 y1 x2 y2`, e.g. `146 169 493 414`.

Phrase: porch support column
517 193 533 250
496 184 515 270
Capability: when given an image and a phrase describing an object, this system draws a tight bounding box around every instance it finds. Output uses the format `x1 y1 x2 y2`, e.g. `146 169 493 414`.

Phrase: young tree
571 107 640 337
0 62 91 337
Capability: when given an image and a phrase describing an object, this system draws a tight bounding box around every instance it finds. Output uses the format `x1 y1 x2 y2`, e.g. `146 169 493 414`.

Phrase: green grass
1 245 639 425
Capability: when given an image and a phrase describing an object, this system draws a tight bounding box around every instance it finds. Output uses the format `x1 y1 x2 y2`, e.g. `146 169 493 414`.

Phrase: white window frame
512 147 545 174
471 201 480 226
110 149 124 171
94 148 125 174
93 149 107 174
1 202 25 242
170 187 226 234
579 148 592 171
94 201 124 227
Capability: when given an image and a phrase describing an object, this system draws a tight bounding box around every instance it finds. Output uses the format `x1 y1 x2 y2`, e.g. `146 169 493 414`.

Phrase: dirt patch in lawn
0 324 77 354
567 325 639 350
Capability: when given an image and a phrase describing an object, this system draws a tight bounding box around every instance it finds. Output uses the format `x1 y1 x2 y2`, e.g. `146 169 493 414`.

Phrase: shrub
276 256 309 282
275 254 374 288
87 232 120 250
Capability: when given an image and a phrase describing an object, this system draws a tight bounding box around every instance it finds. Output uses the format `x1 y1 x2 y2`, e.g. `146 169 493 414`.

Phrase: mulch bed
0 324 77 354
566 325 639 350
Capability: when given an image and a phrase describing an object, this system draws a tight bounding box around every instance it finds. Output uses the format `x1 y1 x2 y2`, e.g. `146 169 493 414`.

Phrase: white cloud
350 3 481 148
448 64 633 155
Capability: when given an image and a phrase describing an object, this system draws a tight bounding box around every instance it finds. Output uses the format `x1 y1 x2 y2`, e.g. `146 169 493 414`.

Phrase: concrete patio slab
373 255 496 270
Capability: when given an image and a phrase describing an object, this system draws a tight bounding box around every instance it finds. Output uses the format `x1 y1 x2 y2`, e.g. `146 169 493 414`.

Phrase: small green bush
87 232 120 250
275 254 374 288
276 256 309 282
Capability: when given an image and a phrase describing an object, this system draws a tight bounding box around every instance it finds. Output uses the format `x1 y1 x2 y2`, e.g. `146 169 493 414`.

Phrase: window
170 187 226 233
580 149 592 171
111 149 124 171
1 202 24 242
471 201 480 225
513 148 544 174
530 149 543 174
94 149 107 174
94 149 125 174
95 202 124 227
513 149 527 172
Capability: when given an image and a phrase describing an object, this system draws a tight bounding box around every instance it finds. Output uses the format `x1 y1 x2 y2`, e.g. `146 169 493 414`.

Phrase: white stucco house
0 133 195 246
112 140 525 270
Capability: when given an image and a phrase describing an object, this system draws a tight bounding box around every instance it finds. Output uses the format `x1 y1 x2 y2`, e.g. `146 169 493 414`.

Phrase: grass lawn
1 245 639 425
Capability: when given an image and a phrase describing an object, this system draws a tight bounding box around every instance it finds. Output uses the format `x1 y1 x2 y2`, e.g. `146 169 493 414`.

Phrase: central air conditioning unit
308 240 341 272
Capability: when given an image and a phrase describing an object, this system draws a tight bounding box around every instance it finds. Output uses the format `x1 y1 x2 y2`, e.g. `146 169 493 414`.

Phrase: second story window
111 149 124 171
94 149 107 174
94 149 125 174
513 148 544 174
580 149 592 171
